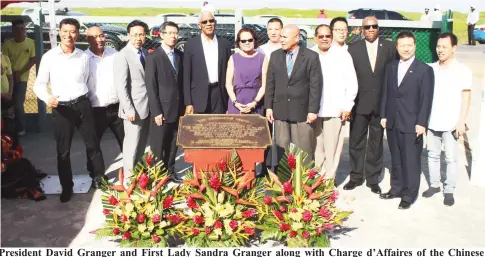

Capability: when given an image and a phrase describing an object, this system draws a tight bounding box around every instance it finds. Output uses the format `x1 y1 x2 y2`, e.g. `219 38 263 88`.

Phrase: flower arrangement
177 150 265 247
257 144 352 247
94 152 183 247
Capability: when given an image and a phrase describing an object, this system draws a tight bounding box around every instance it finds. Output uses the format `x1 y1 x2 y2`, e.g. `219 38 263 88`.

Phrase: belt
58 94 88 106
208 82 219 87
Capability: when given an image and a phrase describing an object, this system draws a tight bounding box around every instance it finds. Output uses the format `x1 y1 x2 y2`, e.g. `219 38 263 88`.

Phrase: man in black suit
345 16 397 193
265 24 323 163
183 11 232 114
379 31 434 209
145 22 184 182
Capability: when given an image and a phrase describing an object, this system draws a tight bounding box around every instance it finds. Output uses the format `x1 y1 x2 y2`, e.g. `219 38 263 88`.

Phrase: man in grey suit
115 20 150 177
265 24 323 164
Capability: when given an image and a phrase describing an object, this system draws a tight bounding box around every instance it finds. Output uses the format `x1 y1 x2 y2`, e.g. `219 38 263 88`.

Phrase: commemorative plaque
177 114 272 172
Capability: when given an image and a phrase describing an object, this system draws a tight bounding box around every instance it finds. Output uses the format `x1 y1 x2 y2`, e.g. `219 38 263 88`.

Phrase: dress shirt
33 46 89 103
428 60 472 131
201 34 219 83
311 45 358 118
332 41 348 50
467 10 479 25
365 38 379 71
161 42 175 69
85 47 119 107
286 47 299 67
398 56 415 86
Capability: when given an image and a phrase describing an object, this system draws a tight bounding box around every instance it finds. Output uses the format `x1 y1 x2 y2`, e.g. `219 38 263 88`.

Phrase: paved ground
1 45 484 247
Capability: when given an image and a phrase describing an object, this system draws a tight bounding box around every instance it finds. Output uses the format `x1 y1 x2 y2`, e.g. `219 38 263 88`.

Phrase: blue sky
8 0 484 13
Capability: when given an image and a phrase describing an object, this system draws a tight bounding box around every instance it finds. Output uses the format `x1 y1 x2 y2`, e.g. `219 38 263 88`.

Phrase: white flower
138 224 146 232
291 222 303 231
214 228 223 236
218 192 225 203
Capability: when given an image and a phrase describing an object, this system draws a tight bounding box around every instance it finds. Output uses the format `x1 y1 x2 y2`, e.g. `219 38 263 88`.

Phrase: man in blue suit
379 31 435 209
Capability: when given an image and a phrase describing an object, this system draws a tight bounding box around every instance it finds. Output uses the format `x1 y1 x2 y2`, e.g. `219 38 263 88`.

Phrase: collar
286 46 299 56
365 38 379 45
311 44 332 56
161 42 175 55
399 56 415 65
54 45 82 56
127 43 143 54
85 47 112 58
201 34 217 44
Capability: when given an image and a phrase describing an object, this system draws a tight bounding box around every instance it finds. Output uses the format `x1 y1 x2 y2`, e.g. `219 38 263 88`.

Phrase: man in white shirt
467 5 480 45
420 8 431 21
201 1 216 14
259 18 283 58
430 5 443 21
33 18 106 203
329 17 349 50
85 26 124 180
424 32 472 206
311 25 358 178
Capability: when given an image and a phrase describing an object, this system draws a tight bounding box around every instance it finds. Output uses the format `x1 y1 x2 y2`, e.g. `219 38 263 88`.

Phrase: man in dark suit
183 11 232 114
379 31 434 209
145 21 184 182
265 24 323 163
345 16 397 193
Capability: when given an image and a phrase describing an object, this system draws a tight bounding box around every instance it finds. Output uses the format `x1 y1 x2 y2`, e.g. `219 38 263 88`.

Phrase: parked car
474 24 485 44
254 14 313 39
21 7 88 17
347 8 409 20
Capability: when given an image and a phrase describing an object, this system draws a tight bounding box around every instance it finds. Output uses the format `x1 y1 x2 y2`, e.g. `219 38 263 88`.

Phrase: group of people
24 10 471 209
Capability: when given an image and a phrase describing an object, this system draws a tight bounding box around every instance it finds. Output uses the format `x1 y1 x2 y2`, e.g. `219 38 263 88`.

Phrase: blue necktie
138 49 145 68
168 51 175 70
287 52 294 77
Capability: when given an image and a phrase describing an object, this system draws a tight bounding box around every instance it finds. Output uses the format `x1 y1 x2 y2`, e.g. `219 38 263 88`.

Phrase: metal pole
31 7 46 132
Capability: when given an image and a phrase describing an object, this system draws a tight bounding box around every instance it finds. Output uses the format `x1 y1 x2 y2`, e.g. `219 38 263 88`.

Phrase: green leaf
141 232 151 239
260 227 279 243
119 240 133 248
137 239 152 248
313 234 331 247
131 231 141 239
94 228 114 239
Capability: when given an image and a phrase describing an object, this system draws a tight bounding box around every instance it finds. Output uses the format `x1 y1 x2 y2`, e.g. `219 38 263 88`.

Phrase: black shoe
369 184 381 194
343 181 363 190
422 187 440 198
398 200 412 209
444 193 455 206
170 174 183 184
60 188 73 203
380 191 399 199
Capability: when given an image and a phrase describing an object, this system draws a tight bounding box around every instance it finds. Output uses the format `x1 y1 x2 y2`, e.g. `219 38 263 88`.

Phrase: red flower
139 173 149 189
163 195 174 209
279 205 287 213
218 159 227 171
152 214 161 223
108 195 119 206
329 191 339 202
205 227 211 234
316 226 323 235
229 220 238 230
152 235 161 243
272 210 284 220
166 214 182 224
103 209 110 215
191 228 200 236
187 196 199 209
113 228 120 235
122 232 131 240
213 220 223 229
120 215 128 222
291 208 298 213
263 196 272 205
137 213 146 223
323 224 334 230
209 173 221 191
244 227 255 235
283 181 293 194
308 169 318 179
279 223 291 231
319 207 332 220
242 209 257 218
145 154 153 166
289 231 297 238
302 210 313 222
302 231 311 239
193 215 204 224
287 153 296 170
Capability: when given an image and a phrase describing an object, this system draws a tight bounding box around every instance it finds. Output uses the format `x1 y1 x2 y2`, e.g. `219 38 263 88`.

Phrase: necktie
138 49 145 69
168 51 175 70
287 52 294 77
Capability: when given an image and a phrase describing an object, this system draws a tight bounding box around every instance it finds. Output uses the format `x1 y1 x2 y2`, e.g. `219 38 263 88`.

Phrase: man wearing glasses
114 20 150 179
329 17 349 50
183 11 232 115
145 22 185 183
345 17 397 194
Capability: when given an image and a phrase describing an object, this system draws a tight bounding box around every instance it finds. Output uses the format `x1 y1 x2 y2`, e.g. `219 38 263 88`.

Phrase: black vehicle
348 8 409 20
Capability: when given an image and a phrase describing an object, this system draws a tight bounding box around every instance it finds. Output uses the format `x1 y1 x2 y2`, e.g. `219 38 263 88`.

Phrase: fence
0 9 452 132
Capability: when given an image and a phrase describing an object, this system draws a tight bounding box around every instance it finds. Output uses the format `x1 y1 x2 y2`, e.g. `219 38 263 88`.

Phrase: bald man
345 16 397 193
85 26 124 183
265 24 323 165
183 11 232 114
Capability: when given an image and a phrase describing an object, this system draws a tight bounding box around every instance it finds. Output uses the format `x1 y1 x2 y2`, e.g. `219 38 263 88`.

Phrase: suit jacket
183 35 232 113
114 44 149 120
348 38 397 115
380 58 435 133
264 47 323 122
145 47 184 124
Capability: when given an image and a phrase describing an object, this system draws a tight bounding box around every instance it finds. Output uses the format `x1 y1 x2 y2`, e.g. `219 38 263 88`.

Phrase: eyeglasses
162 31 179 36
240 38 254 43
201 19 216 25
333 28 347 33
317 35 332 39
130 33 146 39
363 25 379 30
